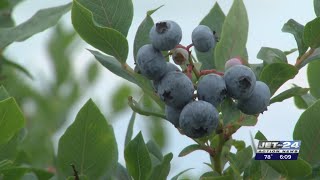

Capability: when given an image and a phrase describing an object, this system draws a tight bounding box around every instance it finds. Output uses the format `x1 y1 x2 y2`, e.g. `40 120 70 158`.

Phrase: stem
295 48 315 68
200 69 224 76
213 133 224 175
186 43 194 51
122 63 135 74
188 55 200 79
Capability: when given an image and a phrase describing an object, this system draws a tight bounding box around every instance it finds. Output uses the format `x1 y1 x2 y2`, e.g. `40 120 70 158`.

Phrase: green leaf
257 47 288 64
178 144 202 157
284 48 298 55
90 50 164 108
304 17 320 48
77 0 133 36
232 140 245 151
149 153 173 180
48 23 77 86
0 0 23 28
0 86 10 101
146 140 163 161
254 131 267 141
128 96 166 119
0 160 13 170
0 167 29 179
249 63 264 80
227 146 253 174
259 63 298 95
0 98 25 145
57 99 118 179
196 2 225 70
221 98 240 125
265 159 312 178
124 132 152 180
315 0 320 17
294 93 317 109
0 167 54 180
133 6 163 62
235 114 258 127
0 129 26 161
201 175 233 180
214 0 248 71
0 2 71 49
270 86 309 104
110 84 133 113
90 50 137 84
307 60 320 98
86 61 99 83
243 159 261 180
72 0 128 63
111 163 132 180
133 16 153 62
125 111 136 147
1 58 33 79
170 168 194 180
293 99 320 166
282 19 308 56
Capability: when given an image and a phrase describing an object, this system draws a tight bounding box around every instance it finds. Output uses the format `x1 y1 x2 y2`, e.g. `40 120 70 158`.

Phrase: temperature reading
255 140 300 160
264 155 272 159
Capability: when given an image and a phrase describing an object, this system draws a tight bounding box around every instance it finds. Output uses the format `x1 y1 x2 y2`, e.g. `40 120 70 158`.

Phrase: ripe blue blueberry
152 62 180 92
197 74 227 107
157 71 194 108
179 100 219 138
223 65 256 99
165 105 182 128
237 81 271 115
136 44 167 80
225 57 243 70
192 25 216 52
149 20 182 51
164 62 181 73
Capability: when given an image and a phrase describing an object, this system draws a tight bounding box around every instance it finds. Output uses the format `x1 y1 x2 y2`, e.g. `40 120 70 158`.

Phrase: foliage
0 0 320 179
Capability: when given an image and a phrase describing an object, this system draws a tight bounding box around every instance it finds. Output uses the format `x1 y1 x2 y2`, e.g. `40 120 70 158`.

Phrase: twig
70 164 79 180
295 48 315 68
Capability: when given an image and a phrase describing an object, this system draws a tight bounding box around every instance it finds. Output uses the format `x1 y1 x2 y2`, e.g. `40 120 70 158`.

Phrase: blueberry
225 57 243 70
192 25 216 52
165 105 182 128
172 47 189 65
157 71 194 108
197 74 227 107
136 44 167 80
179 101 219 138
152 62 180 92
149 20 182 51
223 65 256 99
164 62 181 74
237 81 271 115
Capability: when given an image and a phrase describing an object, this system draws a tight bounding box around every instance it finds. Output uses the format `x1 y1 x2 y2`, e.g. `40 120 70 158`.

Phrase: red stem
200 69 224 76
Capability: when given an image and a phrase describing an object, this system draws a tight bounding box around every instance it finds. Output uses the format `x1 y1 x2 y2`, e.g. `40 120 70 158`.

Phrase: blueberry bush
0 0 320 179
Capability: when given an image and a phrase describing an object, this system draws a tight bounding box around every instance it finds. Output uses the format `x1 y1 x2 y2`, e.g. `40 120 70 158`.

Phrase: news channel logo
255 141 301 160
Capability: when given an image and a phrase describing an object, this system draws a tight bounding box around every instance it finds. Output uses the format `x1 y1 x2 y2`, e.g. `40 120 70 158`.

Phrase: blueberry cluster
136 20 270 139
